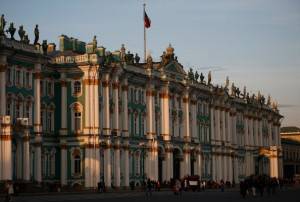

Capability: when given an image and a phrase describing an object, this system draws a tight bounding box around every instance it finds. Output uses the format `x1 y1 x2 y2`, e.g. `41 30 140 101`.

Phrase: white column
232 113 237 146
146 82 156 180
34 63 42 183
60 143 67 186
259 119 263 147
182 89 191 175
23 123 30 181
123 141 129 187
234 156 239 183
85 143 91 187
102 73 111 188
114 140 121 187
215 108 221 181
0 116 12 180
121 79 129 187
210 106 216 181
174 98 179 137
221 109 226 181
0 55 7 116
244 116 249 146
60 74 68 186
191 98 197 140
160 81 172 181
60 75 67 135
160 82 170 141
112 76 120 187
268 121 273 146
254 118 259 147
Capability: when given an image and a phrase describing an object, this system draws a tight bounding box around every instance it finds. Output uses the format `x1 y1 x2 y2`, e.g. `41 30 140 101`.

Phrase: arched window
74 81 81 95
71 102 83 133
75 112 81 131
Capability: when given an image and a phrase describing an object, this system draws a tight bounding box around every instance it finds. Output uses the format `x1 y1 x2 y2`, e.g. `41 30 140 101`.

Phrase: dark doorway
158 148 163 183
173 149 181 180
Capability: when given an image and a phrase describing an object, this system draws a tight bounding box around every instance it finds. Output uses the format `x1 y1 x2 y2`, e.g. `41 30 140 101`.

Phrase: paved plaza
3 187 300 202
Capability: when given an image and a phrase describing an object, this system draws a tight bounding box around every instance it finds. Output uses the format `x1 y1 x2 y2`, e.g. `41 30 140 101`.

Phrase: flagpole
143 3 146 62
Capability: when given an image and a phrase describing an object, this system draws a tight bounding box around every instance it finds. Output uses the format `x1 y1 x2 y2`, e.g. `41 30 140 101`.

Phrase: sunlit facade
0 32 283 188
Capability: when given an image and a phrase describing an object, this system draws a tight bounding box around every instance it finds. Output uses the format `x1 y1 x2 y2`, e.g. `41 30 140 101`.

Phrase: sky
1 0 300 127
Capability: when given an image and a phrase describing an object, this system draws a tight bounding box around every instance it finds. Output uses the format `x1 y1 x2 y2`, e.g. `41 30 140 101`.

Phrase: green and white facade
0 33 283 188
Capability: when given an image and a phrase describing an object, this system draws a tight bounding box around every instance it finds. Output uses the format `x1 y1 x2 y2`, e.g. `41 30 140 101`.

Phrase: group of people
240 175 283 199
144 179 161 199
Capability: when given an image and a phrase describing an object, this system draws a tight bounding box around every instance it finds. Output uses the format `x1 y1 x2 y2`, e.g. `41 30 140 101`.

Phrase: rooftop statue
0 14 6 36
208 71 212 85
105 51 113 65
267 95 271 106
242 86 246 99
146 54 153 69
125 51 134 64
6 22 16 39
42 40 48 55
260 95 265 105
120 44 126 62
92 35 97 52
194 71 199 82
23 34 30 44
160 51 168 66
231 83 235 96
236 87 240 97
188 68 194 81
34 24 39 44
200 72 204 83
257 91 261 101
246 93 250 103
225 76 229 89
134 53 140 64
18 25 25 41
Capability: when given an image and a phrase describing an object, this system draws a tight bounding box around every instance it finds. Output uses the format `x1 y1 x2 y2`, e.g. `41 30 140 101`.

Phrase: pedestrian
6 182 14 202
156 180 160 191
145 178 152 200
240 181 247 199
220 180 225 192
183 179 188 191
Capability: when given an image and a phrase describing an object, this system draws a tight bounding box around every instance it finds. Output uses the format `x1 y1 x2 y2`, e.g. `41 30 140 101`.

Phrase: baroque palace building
0 21 283 189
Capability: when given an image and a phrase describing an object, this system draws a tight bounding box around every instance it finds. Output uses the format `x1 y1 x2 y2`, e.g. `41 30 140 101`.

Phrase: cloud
278 104 299 108
198 66 226 72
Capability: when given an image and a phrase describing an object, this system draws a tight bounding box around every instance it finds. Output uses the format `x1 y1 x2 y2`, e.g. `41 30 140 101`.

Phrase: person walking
5 182 14 202
145 178 152 200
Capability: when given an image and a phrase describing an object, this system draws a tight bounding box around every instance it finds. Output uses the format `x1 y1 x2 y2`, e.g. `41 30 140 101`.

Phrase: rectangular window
25 72 30 88
47 112 52 132
74 156 81 174
40 81 44 96
47 81 52 96
25 104 30 119
6 68 12 84
16 70 20 86
6 101 12 117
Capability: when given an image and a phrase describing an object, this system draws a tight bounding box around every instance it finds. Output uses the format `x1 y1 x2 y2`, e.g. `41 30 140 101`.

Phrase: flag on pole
144 11 151 28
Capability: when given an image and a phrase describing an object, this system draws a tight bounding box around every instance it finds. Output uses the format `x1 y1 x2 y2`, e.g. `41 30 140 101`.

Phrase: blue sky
1 0 300 127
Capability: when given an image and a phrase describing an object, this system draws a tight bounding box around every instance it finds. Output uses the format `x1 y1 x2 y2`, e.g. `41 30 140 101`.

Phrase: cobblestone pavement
3 187 300 202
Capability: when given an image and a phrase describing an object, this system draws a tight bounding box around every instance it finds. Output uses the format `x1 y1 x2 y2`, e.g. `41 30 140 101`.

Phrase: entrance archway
173 148 181 180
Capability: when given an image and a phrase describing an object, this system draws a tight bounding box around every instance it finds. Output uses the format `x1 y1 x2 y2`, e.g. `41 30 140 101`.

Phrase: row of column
211 106 234 182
